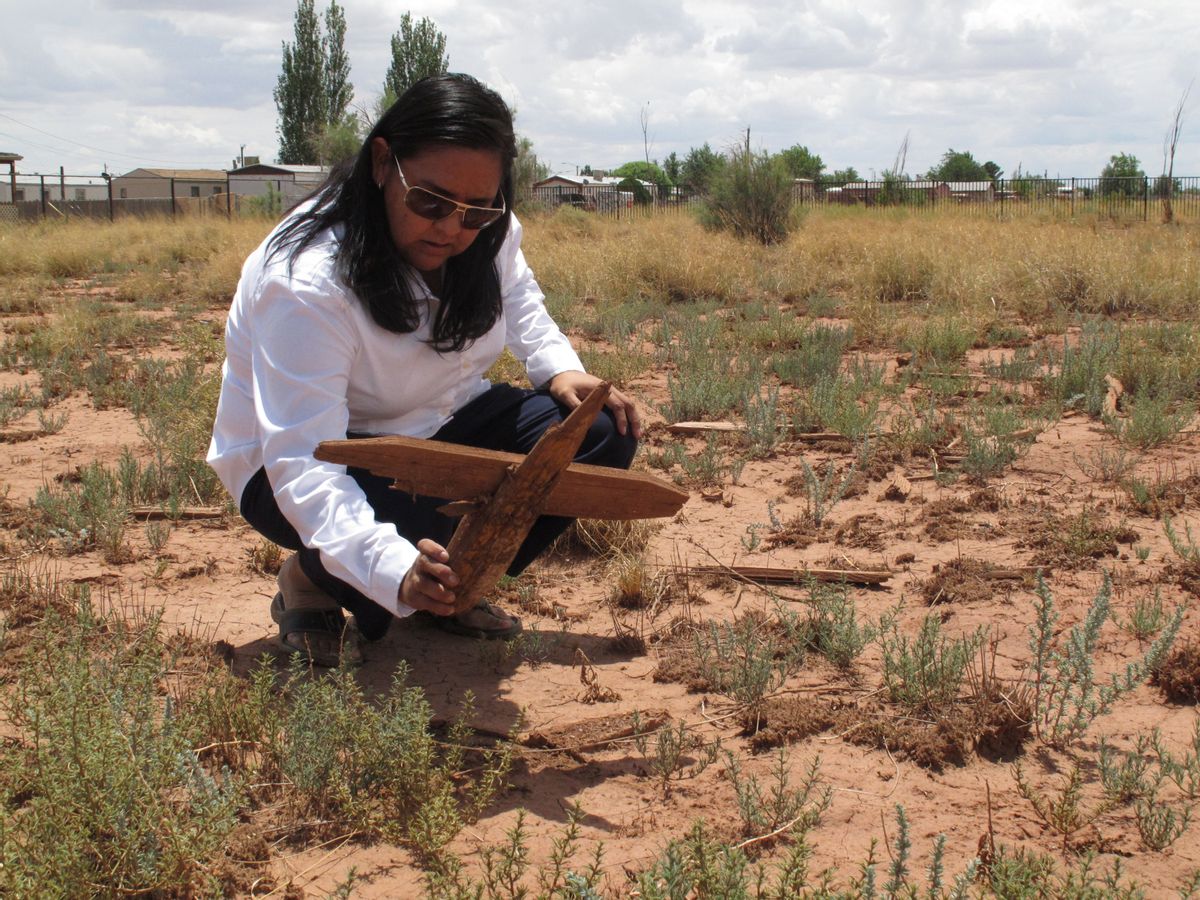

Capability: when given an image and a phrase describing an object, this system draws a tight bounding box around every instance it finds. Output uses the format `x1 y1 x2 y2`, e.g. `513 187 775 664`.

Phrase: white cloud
0 0 1195 178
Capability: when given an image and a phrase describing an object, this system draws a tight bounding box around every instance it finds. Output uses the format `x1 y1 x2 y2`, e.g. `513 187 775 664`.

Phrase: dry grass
522 206 1200 336
0 216 270 302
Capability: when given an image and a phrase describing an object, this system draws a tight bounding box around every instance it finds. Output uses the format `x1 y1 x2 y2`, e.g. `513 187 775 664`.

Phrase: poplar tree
274 0 354 165
322 3 352 127
383 13 449 103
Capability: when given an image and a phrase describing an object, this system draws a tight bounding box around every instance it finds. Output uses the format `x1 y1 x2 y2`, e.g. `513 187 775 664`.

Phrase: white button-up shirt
207 214 583 617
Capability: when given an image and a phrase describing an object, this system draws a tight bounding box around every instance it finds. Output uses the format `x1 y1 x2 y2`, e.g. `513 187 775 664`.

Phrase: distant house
228 163 328 209
0 176 108 203
532 174 647 209
945 181 995 202
1 152 21 219
792 178 816 199
829 180 952 205
111 168 227 200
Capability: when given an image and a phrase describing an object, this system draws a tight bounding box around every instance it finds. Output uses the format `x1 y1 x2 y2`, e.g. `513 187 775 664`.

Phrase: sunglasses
393 158 506 230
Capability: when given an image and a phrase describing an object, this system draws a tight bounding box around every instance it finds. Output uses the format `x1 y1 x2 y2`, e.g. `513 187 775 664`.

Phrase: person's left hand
548 370 642 439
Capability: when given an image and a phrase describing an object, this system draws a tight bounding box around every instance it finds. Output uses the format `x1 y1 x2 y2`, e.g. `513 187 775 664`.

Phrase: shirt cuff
365 539 420 618
526 343 585 389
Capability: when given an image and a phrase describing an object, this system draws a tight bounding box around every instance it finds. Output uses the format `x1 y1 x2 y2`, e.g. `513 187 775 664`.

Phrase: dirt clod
835 513 888 550
1152 643 1200 704
920 557 1029 605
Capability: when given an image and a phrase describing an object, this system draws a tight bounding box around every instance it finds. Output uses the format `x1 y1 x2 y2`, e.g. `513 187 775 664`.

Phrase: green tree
314 1 357 166
681 143 725 195
513 136 550 206
1010 165 1059 199
926 148 990 182
777 144 824 181
275 0 325 164
612 160 671 196
274 0 354 165
383 13 449 102
982 160 1003 182
312 118 362 166
1099 152 1145 197
322 3 352 125
618 176 652 205
580 164 594 177
662 151 682 185
824 166 859 186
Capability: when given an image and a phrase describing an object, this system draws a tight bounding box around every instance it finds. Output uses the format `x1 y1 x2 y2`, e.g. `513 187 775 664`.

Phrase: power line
0 110 229 168
0 130 80 158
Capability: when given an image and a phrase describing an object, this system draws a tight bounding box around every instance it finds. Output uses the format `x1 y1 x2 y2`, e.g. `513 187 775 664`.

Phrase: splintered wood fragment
522 709 670 754
316 437 686 520
689 563 891 586
667 421 744 434
922 371 991 380
129 506 224 520
439 385 610 612
980 568 1033 582
1104 374 1124 418
791 432 854 443
666 422 854 444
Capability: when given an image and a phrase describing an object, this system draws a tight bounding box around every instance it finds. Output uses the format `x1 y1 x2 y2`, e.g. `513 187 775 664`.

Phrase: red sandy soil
2 298 1198 897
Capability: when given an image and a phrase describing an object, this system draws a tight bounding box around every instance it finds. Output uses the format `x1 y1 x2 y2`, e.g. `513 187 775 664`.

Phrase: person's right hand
399 538 459 616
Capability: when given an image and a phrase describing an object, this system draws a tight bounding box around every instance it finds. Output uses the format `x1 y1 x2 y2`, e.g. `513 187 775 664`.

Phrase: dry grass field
1 207 1198 897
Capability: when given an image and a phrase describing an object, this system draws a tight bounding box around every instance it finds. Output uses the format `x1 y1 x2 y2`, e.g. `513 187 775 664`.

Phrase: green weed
692 614 805 706
801 581 878 669
725 748 831 837
0 599 241 895
1109 390 1194 448
770 322 851 387
1029 574 1183 749
1117 588 1168 642
632 718 720 798
880 613 985 713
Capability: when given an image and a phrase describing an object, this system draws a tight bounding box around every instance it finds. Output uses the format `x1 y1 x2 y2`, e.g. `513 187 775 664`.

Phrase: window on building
74 188 86 201
212 185 223 195
119 188 127 199
190 186 200 198
14 189 24 202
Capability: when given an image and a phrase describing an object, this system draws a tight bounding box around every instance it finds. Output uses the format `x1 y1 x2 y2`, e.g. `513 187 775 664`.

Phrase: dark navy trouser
239 383 638 640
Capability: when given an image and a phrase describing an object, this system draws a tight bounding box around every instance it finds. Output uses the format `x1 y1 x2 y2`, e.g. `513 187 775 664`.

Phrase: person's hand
399 538 458 616
548 370 643 439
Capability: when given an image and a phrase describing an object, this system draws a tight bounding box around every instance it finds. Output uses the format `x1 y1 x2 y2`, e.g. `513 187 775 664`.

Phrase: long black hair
268 73 517 352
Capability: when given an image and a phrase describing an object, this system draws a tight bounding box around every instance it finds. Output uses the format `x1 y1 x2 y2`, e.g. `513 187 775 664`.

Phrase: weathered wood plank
315 436 688 520
443 385 611 612
665 422 852 444
688 563 891 586
667 421 744 434
128 506 224 520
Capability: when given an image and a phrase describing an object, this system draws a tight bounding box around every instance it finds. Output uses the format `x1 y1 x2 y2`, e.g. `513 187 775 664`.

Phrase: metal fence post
105 174 114 222
1143 176 1149 222
1070 178 1076 217
170 178 176 220
226 174 232 218
39 175 46 219
59 166 67 219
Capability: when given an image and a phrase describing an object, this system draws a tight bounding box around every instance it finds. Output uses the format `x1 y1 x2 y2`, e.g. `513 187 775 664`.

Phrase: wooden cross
314 383 688 613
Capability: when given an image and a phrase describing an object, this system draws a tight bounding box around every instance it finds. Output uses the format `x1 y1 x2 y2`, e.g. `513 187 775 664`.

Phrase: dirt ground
2 288 1198 896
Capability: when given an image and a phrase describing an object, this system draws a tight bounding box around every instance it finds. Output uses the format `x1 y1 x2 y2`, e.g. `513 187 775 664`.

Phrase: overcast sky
2 0 1196 181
